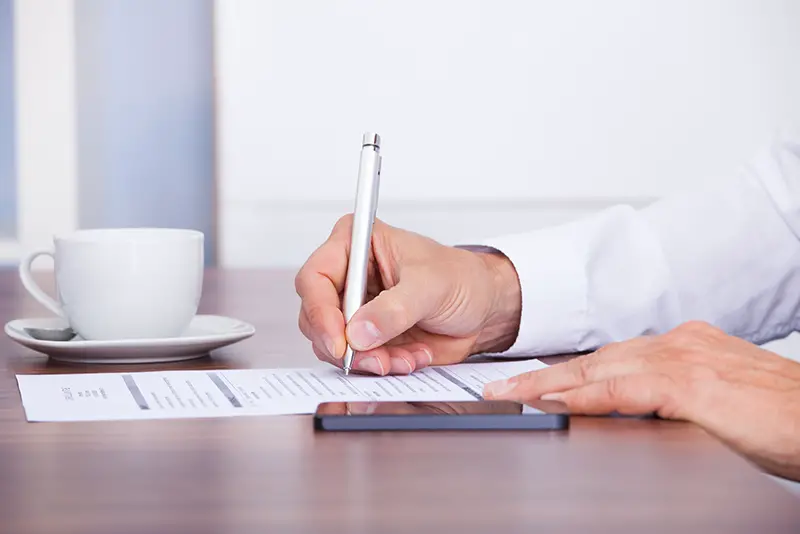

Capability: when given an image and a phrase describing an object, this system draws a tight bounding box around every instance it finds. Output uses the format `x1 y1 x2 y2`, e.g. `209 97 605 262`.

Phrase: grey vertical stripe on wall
0 0 15 238
75 0 215 264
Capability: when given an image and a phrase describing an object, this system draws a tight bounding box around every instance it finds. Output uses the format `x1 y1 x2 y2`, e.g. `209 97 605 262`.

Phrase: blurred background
2 0 800 349
1 0 214 264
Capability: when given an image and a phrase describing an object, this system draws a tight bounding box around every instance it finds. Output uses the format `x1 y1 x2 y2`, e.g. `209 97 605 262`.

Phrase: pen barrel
343 144 381 323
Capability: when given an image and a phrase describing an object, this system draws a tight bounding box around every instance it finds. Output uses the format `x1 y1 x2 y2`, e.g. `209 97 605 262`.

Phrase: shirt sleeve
472 128 800 356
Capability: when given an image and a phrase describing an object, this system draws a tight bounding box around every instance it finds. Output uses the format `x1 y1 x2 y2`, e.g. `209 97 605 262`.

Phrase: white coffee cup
19 228 204 340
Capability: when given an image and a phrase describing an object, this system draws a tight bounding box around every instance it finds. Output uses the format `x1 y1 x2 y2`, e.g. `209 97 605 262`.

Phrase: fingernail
348 321 381 350
412 348 433 368
389 356 414 375
540 392 564 401
357 356 384 375
483 379 517 399
323 335 337 359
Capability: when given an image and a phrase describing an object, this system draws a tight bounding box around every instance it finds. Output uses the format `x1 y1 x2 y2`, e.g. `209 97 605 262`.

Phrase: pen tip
343 368 350 376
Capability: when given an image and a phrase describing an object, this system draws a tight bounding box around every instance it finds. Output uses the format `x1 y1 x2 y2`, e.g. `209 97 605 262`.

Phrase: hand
483 321 800 481
295 216 522 375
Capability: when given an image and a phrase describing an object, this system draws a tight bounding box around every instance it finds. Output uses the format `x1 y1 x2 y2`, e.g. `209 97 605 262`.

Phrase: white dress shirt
481 128 800 356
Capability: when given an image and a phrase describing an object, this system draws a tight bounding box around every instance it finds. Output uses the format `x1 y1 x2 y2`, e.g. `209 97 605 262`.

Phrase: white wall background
0 0 14 239
215 0 800 268
9 0 79 262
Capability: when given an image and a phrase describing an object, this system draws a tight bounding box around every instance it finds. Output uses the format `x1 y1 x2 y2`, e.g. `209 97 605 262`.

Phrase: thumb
346 278 439 351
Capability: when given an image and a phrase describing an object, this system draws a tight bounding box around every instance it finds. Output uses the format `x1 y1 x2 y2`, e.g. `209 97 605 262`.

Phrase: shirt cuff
462 221 590 357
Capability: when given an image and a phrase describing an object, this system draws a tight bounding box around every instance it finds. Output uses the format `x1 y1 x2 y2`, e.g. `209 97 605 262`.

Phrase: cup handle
18 250 65 317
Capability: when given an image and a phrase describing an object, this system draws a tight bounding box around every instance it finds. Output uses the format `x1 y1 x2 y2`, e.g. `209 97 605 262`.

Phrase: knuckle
605 377 636 405
592 340 623 358
312 344 332 363
333 214 354 234
675 320 718 337
640 339 668 365
604 377 622 400
381 294 411 329
371 216 387 232
572 354 594 383
512 370 537 383
298 315 315 342
305 305 326 328
294 269 308 296
653 374 686 418
669 320 725 346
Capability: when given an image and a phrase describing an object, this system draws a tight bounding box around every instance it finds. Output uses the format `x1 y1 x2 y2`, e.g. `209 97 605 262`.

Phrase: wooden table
1 269 799 533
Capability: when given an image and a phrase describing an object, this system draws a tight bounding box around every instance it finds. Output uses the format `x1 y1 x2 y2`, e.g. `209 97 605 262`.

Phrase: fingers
484 370 674 417
351 346 391 376
312 339 434 376
542 374 676 417
483 338 653 401
385 345 415 375
346 273 440 352
404 342 435 369
299 216 442 366
352 343 435 375
299 305 345 360
295 217 353 359
311 343 342 368
481 334 680 418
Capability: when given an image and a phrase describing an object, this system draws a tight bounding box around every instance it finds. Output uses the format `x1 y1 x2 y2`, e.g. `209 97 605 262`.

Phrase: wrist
471 248 522 354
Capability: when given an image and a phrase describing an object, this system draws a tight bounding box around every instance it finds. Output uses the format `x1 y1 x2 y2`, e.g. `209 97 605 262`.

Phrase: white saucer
4 315 256 364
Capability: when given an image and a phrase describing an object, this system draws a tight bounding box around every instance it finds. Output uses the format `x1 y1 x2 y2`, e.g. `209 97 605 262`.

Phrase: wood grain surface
1 269 799 533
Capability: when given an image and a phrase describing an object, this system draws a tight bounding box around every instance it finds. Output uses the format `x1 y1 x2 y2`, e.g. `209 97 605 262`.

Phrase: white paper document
15 359 547 422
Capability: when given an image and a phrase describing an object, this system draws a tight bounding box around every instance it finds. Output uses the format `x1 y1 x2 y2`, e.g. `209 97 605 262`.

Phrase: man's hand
295 216 522 375
484 321 800 481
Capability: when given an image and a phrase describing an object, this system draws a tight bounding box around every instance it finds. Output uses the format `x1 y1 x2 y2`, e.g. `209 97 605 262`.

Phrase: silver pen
342 132 382 375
